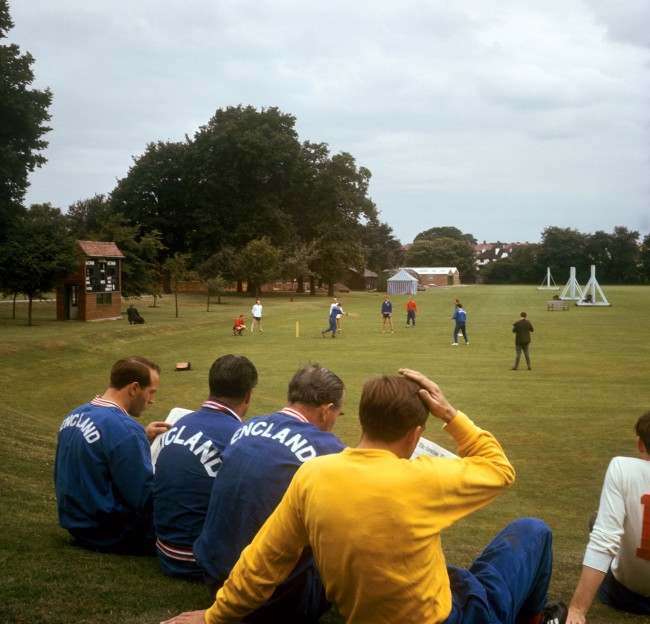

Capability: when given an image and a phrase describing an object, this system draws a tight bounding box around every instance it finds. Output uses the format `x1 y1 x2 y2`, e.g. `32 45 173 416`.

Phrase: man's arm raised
399 369 515 523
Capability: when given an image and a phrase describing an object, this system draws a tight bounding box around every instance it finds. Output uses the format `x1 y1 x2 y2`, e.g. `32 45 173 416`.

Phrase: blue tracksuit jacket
54 397 153 547
193 408 345 584
153 400 242 577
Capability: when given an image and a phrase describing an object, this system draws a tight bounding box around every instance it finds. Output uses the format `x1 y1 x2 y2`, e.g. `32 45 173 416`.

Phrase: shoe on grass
541 600 567 624
451 342 458 346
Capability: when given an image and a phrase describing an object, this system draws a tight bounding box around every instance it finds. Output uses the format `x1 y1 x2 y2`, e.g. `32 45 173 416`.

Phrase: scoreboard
85 258 119 293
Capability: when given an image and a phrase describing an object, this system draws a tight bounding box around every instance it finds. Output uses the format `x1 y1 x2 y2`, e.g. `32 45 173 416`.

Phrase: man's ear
243 390 252 406
127 381 140 397
637 437 647 455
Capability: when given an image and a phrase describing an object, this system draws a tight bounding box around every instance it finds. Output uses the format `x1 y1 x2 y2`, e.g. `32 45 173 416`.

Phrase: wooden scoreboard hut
57 241 125 321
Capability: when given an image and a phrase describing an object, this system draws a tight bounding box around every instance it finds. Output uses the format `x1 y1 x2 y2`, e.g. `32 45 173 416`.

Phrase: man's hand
146 420 171 443
566 606 586 624
398 369 457 423
160 609 206 624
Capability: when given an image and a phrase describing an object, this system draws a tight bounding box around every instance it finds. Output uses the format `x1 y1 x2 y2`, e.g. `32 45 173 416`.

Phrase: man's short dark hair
635 412 650 449
359 375 429 443
209 355 258 400
287 364 344 408
110 356 160 389
520 312 527 318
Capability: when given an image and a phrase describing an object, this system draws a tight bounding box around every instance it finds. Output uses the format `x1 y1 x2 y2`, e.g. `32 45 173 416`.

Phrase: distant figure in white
251 299 263 333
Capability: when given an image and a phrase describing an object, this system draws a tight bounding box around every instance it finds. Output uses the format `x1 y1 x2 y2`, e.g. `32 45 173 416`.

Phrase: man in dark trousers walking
512 312 534 370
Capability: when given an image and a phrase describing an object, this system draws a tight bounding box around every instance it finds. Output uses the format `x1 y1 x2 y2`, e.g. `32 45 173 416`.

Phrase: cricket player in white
567 411 650 622
250 299 263 333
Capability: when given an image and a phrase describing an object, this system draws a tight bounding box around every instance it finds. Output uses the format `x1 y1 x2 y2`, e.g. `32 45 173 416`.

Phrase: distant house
56 241 124 321
474 241 527 267
343 268 378 291
402 267 461 287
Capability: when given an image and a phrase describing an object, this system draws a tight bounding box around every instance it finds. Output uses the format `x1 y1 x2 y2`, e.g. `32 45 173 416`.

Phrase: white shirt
251 304 263 318
583 456 650 596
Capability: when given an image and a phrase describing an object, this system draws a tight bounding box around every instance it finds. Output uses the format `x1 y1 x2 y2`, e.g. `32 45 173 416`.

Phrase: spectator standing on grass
406 297 417 327
153 355 258 579
512 312 534 371
566 412 650 622
250 299 263 333
381 296 394 333
192 365 346 623
54 356 168 554
451 303 469 345
163 369 566 624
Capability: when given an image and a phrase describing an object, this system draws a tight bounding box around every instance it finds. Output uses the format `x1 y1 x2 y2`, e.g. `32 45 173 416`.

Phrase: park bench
547 300 569 311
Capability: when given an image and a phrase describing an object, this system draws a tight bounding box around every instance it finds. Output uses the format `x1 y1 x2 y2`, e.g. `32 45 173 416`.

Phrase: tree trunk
237 280 243 293
152 294 158 308
206 292 210 312
12 292 17 319
28 294 33 326
217 293 222 304
309 275 316 296
174 289 179 318
297 277 304 293
328 281 334 297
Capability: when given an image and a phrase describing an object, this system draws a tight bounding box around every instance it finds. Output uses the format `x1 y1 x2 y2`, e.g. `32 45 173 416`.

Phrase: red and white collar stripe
91 396 129 417
202 400 242 422
279 406 309 423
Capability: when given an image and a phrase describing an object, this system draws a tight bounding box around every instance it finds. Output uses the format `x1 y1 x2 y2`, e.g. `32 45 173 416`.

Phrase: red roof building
56 240 125 321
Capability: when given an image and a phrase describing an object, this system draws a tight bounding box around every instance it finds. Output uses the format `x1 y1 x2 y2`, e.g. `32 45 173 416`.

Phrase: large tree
188 105 303 259
111 141 193 259
361 218 403 273
234 237 282 296
0 203 75 325
415 226 476 245
538 227 589 280
0 1 52 241
405 237 476 282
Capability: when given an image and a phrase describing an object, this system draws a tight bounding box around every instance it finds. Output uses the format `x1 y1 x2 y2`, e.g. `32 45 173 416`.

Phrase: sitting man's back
153 354 258 578
54 356 166 553
193 364 346 623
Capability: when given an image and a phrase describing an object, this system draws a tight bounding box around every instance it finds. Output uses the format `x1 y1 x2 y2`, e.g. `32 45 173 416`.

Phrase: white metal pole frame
576 265 610 306
537 267 559 290
559 266 584 301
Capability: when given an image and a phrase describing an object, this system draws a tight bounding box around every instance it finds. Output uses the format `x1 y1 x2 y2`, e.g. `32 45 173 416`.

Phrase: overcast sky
11 0 650 244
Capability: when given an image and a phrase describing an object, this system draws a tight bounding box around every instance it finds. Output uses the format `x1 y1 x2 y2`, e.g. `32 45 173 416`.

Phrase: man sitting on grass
566 411 650 622
162 369 566 624
191 364 346 623
153 355 258 579
54 356 168 554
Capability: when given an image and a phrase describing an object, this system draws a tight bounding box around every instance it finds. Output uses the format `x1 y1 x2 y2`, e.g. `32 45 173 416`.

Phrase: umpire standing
512 312 534 370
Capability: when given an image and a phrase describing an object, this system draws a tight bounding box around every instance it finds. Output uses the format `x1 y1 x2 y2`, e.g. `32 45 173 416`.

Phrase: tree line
481 226 650 285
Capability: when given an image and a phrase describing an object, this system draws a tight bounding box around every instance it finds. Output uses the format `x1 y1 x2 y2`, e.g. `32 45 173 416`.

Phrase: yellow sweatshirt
205 412 515 624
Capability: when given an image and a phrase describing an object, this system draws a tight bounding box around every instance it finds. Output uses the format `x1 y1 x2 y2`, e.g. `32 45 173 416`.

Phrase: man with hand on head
162 369 566 624
566 412 650 622
190 364 345 623
153 355 258 579
54 356 168 554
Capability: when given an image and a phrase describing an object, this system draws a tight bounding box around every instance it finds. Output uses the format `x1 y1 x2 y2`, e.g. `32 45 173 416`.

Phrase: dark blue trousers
444 518 553 624
598 568 650 615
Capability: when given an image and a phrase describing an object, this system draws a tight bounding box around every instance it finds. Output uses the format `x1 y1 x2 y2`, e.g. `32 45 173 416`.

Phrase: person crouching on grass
232 315 246 336
161 369 567 624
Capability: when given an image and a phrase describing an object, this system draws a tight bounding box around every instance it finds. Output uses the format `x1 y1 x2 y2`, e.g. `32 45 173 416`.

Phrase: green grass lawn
2 285 649 624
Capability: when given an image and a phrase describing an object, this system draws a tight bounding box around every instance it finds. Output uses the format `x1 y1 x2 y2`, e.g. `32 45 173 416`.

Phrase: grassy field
2 285 649 624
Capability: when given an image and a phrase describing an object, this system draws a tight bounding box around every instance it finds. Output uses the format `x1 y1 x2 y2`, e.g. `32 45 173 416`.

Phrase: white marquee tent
387 269 418 296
